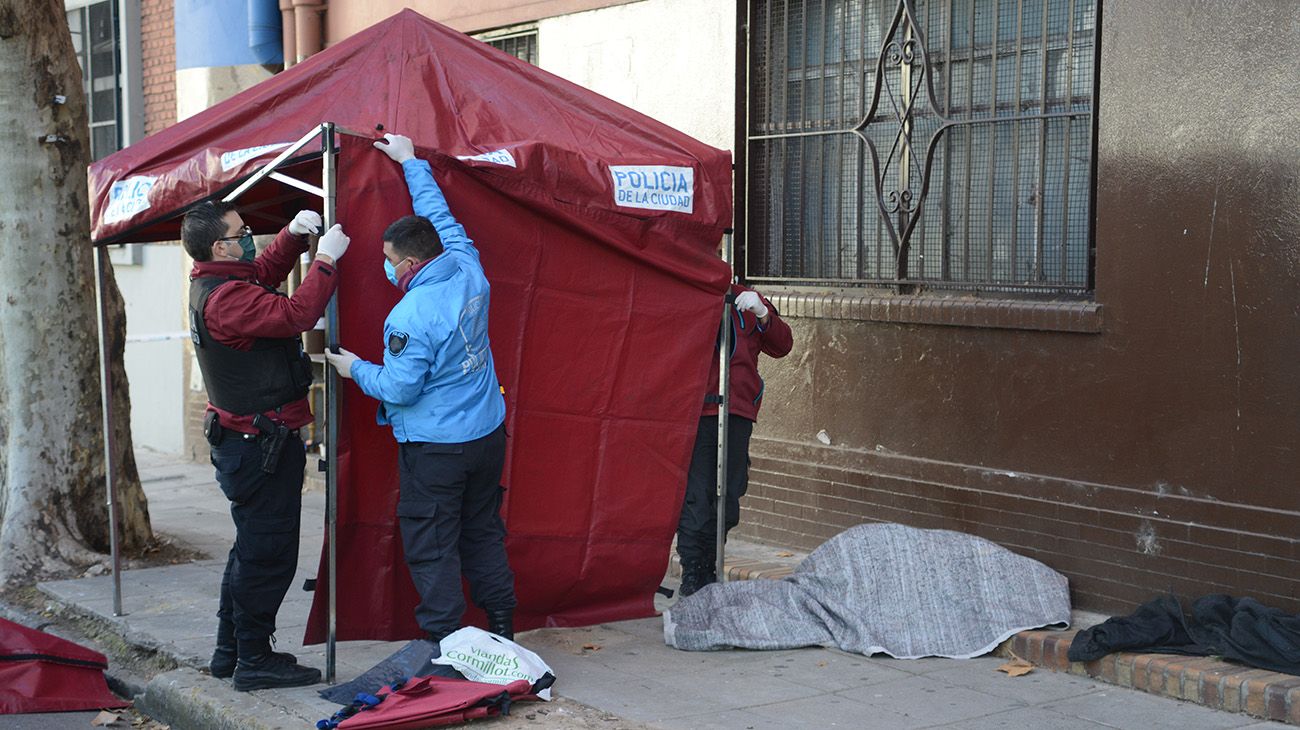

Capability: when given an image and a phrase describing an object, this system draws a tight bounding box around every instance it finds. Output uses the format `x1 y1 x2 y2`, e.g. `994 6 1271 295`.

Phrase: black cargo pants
397 423 516 639
675 414 754 565
211 431 305 648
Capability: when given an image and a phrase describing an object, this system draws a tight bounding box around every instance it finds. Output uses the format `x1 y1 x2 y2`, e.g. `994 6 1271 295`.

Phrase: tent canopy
90 9 732 641
89 9 731 246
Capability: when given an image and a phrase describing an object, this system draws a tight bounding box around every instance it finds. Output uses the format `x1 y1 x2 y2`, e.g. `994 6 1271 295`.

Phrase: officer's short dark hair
384 215 443 261
181 201 238 262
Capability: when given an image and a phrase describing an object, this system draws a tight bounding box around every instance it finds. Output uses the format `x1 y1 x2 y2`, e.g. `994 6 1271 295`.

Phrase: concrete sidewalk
34 449 1290 729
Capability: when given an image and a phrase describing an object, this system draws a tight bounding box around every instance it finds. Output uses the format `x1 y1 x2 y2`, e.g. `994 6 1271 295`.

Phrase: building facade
733 0 1300 616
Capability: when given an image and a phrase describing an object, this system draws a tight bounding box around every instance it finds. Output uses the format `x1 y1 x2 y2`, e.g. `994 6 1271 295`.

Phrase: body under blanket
663 523 1071 659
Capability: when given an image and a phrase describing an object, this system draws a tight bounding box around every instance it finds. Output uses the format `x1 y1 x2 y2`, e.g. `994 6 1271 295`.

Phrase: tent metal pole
224 124 328 202
223 123 339 673
321 122 339 684
93 246 124 617
715 233 733 584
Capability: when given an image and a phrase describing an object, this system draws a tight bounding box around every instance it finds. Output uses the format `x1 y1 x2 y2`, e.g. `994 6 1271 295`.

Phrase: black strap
0 652 108 670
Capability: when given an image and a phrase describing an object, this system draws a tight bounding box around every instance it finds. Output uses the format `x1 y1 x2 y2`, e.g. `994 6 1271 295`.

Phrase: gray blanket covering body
663 523 1071 658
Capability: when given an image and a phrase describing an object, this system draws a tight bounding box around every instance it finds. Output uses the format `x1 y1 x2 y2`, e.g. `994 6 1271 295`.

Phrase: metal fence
746 0 1098 293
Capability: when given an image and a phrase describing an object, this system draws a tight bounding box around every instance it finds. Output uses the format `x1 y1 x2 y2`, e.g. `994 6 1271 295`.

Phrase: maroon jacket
190 227 337 434
702 284 793 422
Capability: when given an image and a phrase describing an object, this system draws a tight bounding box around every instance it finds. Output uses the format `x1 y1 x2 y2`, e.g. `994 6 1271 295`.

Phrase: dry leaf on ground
996 659 1034 677
91 710 120 726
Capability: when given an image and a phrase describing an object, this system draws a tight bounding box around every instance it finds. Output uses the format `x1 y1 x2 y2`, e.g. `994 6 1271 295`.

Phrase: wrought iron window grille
745 0 1099 295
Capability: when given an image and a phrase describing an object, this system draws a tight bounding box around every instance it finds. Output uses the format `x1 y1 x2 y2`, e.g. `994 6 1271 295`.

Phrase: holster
203 411 224 447
252 414 290 474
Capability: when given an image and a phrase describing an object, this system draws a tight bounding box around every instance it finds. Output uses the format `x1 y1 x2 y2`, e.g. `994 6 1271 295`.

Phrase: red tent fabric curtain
310 135 726 640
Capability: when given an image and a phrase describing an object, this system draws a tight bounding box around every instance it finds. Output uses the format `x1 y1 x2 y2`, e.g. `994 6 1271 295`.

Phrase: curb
10 591 326 730
0 599 152 707
136 669 325 730
665 552 797 583
1010 629 1300 725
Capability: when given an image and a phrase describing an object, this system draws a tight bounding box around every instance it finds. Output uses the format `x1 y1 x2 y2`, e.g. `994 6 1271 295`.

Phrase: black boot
486 608 514 640
209 620 239 678
678 557 717 598
231 639 320 692
209 625 297 679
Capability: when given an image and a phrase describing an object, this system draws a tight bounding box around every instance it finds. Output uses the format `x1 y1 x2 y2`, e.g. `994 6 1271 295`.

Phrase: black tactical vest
188 276 314 415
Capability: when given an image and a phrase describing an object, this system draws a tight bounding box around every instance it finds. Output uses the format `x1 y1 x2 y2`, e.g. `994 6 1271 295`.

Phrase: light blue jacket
352 159 506 443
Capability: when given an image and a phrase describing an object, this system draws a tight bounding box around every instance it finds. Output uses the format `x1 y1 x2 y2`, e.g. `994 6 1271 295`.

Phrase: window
67 0 122 161
477 25 539 66
746 0 1098 294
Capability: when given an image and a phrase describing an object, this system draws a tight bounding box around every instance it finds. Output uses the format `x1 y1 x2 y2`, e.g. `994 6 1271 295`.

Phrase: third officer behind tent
324 133 517 645
184 203 350 691
675 274 793 597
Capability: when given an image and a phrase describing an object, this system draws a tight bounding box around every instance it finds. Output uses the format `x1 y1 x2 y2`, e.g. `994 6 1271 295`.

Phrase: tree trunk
0 0 152 587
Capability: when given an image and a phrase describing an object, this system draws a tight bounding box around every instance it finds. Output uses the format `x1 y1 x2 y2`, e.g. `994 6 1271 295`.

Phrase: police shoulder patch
388 331 410 356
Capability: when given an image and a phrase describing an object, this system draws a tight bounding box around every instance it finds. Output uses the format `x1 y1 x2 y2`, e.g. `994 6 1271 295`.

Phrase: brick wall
141 0 174 134
735 434 1300 617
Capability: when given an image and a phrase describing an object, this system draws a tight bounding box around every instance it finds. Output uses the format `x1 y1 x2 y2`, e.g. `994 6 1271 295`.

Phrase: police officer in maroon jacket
676 283 793 597
183 201 350 691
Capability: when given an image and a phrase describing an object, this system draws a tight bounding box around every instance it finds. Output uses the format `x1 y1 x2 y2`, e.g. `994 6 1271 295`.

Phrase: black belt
228 428 299 443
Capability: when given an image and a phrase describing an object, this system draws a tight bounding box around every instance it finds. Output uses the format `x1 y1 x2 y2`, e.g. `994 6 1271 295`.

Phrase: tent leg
321 123 339 684
715 309 730 584
94 246 124 617
715 234 734 584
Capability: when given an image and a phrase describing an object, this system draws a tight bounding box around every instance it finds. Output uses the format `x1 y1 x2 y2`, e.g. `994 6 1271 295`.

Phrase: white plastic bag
431 627 554 700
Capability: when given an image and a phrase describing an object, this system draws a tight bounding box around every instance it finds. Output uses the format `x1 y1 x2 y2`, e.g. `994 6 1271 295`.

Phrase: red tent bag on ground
0 617 129 714
335 676 538 729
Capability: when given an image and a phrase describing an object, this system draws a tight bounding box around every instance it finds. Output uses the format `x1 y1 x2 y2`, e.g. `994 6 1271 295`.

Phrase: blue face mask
383 258 400 287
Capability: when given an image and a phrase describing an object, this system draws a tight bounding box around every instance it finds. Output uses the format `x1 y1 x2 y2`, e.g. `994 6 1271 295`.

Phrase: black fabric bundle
1068 594 1300 676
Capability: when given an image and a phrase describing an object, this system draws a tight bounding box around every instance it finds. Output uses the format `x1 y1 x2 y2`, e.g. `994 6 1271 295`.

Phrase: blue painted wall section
175 0 282 69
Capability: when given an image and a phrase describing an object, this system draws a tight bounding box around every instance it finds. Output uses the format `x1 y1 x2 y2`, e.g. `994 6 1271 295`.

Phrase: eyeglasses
216 225 253 243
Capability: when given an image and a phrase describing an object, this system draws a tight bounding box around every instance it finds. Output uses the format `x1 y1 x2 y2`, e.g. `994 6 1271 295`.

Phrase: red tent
0 617 129 713
89 10 731 642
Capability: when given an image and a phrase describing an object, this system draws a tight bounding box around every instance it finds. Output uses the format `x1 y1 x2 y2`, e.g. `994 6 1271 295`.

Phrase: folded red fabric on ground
0 617 129 714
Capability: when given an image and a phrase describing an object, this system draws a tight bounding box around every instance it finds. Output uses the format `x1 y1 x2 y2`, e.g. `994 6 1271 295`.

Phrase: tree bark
0 0 152 587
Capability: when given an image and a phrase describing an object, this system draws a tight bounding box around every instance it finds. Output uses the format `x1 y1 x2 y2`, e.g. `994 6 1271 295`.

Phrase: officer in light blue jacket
325 133 516 643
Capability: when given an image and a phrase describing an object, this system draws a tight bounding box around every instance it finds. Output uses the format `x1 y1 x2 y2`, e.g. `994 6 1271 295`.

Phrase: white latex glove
324 347 360 380
734 290 769 319
373 133 415 163
316 224 350 262
288 210 322 236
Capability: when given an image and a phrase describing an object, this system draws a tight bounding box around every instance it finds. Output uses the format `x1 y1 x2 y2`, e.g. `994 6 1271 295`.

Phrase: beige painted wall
536 0 735 151
175 65 275 122
114 245 186 454
326 0 642 37
324 0 736 149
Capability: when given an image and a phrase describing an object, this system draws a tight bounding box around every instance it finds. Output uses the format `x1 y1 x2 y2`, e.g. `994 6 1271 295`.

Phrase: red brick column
141 0 175 134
